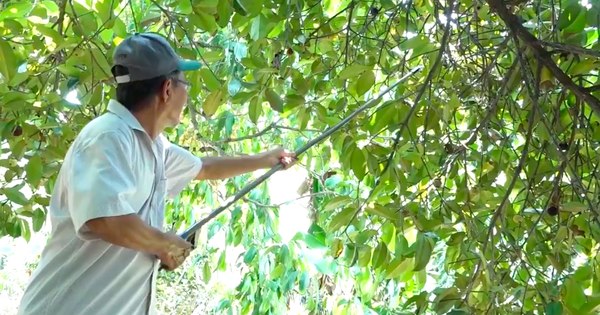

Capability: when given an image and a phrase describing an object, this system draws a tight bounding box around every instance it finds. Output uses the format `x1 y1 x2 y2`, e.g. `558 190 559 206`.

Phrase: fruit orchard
0 0 599 314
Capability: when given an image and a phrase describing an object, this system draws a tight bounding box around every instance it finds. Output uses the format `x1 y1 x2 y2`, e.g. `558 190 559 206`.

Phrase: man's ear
161 78 172 102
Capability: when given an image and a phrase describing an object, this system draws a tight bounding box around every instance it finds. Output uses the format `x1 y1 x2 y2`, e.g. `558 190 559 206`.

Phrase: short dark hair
111 65 180 112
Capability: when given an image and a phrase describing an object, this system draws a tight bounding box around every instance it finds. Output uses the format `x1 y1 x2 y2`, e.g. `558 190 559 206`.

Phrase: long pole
179 65 423 243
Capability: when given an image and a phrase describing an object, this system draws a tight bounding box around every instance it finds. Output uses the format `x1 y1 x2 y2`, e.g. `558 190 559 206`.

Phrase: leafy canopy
0 0 600 314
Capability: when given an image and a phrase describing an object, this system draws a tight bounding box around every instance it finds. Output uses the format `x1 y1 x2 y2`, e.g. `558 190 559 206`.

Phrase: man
17 32 295 315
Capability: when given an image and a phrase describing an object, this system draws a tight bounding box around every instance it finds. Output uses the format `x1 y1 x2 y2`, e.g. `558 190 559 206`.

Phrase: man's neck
132 108 164 141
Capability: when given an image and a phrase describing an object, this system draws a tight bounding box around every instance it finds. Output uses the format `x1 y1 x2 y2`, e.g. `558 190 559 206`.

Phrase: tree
1 0 599 313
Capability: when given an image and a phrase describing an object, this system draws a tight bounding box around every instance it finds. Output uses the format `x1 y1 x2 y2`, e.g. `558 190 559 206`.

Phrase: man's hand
259 147 297 170
157 231 192 271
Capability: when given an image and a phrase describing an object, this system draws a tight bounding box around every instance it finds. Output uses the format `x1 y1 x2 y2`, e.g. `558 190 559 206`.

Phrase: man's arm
163 138 296 199
196 147 296 180
195 154 270 180
86 214 173 256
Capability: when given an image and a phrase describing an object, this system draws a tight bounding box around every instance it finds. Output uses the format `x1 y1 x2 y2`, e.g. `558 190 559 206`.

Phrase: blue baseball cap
112 32 202 83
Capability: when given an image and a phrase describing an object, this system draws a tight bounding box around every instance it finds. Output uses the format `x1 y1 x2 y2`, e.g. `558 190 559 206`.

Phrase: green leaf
90 47 112 79
20 219 30 242
32 208 45 232
265 88 283 112
372 242 389 269
202 262 212 284
330 238 343 258
202 51 224 63
250 14 269 40
444 93 460 122
343 243 357 266
227 78 241 96
34 25 64 45
40 1 59 14
318 39 334 53
202 89 224 116
413 232 433 271
564 278 586 310
201 68 221 91
243 247 258 264
338 64 370 80
232 0 247 16
567 59 600 76
355 229 378 245
270 265 285 279
217 0 232 28
248 96 261 124
25 155 43 187
562 201 586 213
285 94 305 107
4 187 30 206
365 205 398 221
559 3 586 33
328 206 356 232
446 232 466 246
302 233 327 249
235 0 261 17
579 294 600 314
351 148 366 180
308 223 326 242
546 301 563 315
400 35 431 55
385 257 414 279
299 270 310 292
433 287 460 314
197 0 219 8
0 38 16 82
357 245 372 267
356 70 375 96
324 196 352 211
178 0 193 14
0 2 33 20
194 11 218 33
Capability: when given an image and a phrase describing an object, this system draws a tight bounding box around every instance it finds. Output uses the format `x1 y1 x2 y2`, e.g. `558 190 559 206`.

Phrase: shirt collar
107 99 145 132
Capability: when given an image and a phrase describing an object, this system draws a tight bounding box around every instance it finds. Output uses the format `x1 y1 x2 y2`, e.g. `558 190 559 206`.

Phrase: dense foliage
0 0 599 314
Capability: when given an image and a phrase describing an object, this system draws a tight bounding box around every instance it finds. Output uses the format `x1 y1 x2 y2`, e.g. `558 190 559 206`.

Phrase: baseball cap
112 32 202 84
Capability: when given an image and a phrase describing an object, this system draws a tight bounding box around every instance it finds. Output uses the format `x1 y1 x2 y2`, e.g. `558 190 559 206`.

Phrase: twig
541 40 600 59
464 59 518 146
215 121 279 143
243 191 339 209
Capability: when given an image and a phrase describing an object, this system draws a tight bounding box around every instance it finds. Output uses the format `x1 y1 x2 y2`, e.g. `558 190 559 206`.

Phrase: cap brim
178 59 202 71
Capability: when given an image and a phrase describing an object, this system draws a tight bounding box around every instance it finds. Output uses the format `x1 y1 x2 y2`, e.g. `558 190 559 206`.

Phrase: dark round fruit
369 7 379 16
444 143 454 154
433 178 442 188
286 48 293 55
558 143 568 151
12 125 23 137
547 205 559 216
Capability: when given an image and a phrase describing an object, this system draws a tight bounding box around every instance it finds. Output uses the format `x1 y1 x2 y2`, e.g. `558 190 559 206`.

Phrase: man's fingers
280 155 298 169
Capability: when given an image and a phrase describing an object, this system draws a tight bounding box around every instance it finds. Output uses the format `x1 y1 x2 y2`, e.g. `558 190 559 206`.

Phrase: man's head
111 33 201 128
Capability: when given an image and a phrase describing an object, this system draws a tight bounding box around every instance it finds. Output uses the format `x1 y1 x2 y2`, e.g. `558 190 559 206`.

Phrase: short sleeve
162 137 203 198
67 131 137 241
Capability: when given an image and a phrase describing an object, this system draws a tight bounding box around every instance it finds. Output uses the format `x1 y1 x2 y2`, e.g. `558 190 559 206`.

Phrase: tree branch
485 0 600 116
541 40 600 59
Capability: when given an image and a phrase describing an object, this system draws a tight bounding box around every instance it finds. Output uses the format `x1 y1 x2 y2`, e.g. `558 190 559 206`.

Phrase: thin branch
215 122 278 143
541 40 600 59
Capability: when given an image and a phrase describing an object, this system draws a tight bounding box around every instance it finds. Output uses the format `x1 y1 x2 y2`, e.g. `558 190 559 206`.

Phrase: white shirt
17 100 203 315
